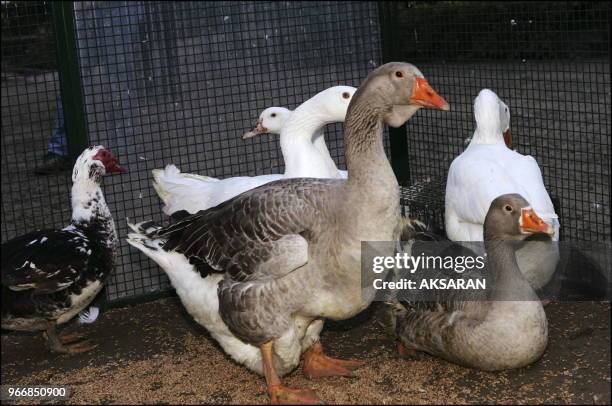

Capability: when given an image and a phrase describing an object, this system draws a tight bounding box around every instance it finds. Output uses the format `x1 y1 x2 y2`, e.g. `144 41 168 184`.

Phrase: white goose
243 106 348 179
445 89 560 289
152 86 353 215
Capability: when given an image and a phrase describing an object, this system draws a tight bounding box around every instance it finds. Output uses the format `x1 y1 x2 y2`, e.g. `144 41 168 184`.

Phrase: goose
127 62 449 404
152 86 354 216
445 89 560 290
242 106 293 139
244 106 349 179
393 194 551 371
2 146 125 353
462 97 513 149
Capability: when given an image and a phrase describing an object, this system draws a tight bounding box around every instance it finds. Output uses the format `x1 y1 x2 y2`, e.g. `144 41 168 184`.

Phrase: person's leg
47 98 68 156
35 97 72 174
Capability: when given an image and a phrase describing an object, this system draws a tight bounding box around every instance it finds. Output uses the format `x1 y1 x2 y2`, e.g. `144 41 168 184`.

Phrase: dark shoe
34 153 72 175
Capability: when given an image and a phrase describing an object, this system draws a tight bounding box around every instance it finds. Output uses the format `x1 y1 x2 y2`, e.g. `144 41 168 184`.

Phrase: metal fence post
378 2 411 185
52 1 88 159
53 2 107 309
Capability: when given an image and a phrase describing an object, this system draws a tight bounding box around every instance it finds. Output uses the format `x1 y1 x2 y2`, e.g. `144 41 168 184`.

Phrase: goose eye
271 113 276 118
342 92 351 99
504 205 513 212
395 71 403 78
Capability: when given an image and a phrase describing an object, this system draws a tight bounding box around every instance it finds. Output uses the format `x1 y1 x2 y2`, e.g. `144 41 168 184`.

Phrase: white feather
152 86 355 215
125 224 315 377
77 306 100 324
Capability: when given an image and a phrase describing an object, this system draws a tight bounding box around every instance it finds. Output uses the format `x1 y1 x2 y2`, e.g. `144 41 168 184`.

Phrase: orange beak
520 208 554 236
410 77 450 111
242 119 269 139
503 129 513 149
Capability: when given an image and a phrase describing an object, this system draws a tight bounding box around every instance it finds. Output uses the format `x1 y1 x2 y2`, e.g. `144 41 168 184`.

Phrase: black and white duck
2 146 126 353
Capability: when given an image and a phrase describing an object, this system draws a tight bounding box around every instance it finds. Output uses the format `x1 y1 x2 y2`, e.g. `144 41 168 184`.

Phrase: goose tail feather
151 164 219 215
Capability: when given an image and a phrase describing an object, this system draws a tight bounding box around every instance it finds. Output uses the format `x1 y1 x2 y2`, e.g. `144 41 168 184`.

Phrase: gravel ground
1 298 610 405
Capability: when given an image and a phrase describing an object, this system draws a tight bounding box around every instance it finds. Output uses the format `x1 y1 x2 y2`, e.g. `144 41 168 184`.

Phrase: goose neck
280 105 328 152
471 125 504 145
344 99 395 188
485 240 534 300
280 106 333 177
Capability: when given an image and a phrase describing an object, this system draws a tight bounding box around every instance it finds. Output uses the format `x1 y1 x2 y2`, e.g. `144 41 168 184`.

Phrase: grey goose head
350 62 450 128
484 194 554 241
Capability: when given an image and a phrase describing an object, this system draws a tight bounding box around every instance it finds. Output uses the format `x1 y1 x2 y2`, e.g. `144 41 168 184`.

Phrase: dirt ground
1 298 610 405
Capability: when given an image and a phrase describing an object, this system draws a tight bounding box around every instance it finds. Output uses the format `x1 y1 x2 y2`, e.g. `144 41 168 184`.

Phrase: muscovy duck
2 146 126 353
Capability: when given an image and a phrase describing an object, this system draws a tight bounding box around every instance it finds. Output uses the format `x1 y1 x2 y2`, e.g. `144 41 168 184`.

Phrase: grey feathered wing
152 179 338 282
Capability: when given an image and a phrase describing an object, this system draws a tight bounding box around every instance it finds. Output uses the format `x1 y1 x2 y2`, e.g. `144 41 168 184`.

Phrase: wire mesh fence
1 1 610 306
1 1 383 304
392 1 611 242
1 2 73 253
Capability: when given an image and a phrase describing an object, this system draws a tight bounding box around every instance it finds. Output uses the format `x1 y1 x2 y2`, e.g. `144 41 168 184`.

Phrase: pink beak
242 119 269 139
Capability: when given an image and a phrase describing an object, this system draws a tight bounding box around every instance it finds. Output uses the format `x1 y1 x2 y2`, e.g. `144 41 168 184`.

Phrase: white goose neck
472 92 505 145
282 101 330 142
280 101 340 178
471 125 505 145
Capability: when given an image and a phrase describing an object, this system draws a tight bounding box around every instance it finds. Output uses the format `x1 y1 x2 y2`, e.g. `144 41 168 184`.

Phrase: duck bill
107 157 127 173
108 164 127 173
409 77 450 111
520 208 553 236
242 120 269 139
503 129 513 149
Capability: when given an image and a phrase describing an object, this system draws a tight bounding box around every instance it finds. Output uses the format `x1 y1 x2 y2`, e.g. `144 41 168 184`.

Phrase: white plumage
445 89 560 289
152 86 353 215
